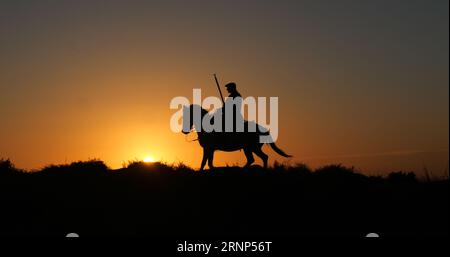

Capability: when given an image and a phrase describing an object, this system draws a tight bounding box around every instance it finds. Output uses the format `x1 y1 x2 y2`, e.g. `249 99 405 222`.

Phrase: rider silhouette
223 82 244 132
225 82 241 98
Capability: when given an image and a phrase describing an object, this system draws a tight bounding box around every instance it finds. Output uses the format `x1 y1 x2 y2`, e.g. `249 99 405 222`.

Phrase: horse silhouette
182 104 292 171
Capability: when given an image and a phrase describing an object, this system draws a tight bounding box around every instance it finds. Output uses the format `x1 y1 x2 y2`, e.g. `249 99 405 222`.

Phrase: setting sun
143 156 156 163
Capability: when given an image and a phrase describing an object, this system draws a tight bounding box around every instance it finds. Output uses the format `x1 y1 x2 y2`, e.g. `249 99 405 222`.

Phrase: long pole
213 74 225 106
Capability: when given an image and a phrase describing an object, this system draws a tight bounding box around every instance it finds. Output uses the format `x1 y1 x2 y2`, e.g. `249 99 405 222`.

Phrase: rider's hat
225 82 237 90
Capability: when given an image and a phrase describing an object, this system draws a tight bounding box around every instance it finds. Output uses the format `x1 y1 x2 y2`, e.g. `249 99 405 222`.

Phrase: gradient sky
0 0 448 176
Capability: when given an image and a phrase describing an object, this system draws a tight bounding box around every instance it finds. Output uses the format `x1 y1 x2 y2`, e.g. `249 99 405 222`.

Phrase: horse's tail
269 142 292 158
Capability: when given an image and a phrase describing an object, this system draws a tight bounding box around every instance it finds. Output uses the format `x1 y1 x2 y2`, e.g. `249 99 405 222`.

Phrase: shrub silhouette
0 158 23 175
0 159 447 237
313 164 368 183
0 158 14 171
387 171 417 183
40 159 108 175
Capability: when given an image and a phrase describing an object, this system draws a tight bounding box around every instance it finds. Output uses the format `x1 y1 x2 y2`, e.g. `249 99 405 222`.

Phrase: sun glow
143 156 156 163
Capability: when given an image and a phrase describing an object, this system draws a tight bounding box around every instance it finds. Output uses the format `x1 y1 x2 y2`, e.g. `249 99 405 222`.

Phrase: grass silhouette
0 159 448 236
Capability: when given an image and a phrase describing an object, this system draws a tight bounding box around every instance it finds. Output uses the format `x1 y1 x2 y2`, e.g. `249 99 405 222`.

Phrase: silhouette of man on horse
181 78 292 171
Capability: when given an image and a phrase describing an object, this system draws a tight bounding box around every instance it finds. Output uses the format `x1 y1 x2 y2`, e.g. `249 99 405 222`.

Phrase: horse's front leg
199 148 208 171
207 149 215 170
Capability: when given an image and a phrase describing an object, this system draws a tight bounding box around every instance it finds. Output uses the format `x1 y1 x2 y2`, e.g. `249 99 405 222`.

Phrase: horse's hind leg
254 146 268 168
244 148 255 168
200 149 208 171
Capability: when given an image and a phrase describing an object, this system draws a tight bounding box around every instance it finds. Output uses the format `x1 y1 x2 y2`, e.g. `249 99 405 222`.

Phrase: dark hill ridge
0 159 448 236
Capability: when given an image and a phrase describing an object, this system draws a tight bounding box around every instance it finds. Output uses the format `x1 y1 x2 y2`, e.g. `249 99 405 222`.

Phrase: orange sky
0 1 448 176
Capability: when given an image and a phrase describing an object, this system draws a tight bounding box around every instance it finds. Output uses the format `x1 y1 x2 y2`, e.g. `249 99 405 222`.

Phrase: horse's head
181 104 207 134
